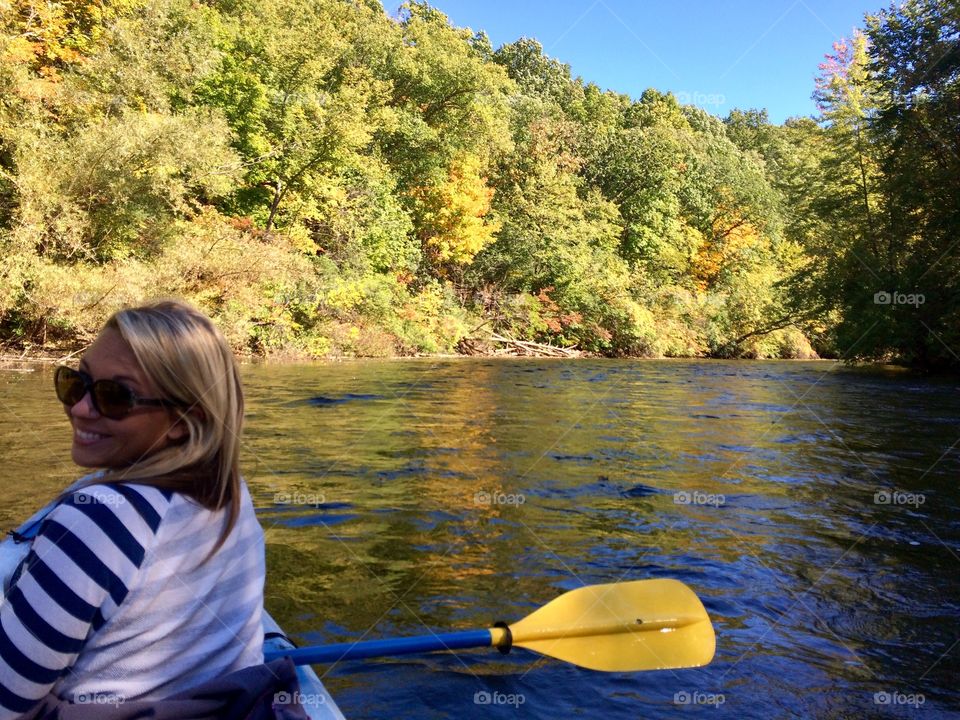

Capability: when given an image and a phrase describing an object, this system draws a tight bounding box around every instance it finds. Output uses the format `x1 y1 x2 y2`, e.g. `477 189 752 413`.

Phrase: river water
1 359 958 718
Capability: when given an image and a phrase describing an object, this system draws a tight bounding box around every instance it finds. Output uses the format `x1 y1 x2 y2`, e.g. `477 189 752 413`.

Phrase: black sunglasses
54 366 177 420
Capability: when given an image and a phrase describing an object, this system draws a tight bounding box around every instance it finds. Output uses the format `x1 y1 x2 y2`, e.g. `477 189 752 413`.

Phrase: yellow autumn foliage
693 208 764 290
415 154 500 272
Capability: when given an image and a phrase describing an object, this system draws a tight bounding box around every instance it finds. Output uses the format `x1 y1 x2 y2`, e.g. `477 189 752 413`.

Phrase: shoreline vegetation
1 1 957 371
3 350 840 369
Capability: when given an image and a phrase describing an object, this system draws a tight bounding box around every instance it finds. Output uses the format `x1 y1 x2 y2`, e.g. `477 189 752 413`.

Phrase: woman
0 300 265 719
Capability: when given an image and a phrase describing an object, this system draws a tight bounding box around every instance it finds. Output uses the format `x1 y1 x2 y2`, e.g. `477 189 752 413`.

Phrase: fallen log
486 333 581 358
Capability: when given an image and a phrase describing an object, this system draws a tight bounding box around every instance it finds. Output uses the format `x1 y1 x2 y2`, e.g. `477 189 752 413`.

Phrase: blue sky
386 0 886 124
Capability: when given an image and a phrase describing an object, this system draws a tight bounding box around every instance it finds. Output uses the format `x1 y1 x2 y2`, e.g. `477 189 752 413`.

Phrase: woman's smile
73 427 110 445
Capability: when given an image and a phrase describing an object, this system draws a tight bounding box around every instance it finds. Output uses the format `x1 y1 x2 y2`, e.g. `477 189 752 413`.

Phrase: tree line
1 0 956 369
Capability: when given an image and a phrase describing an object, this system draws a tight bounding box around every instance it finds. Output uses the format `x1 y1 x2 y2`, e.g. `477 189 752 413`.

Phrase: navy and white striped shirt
0 481 264 718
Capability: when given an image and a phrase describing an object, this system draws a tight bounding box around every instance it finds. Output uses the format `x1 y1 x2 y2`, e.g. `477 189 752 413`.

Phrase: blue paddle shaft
265 629 495 665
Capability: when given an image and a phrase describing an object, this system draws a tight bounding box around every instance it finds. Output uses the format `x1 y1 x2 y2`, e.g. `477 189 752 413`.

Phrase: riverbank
0 311 822 366
1 333 822 368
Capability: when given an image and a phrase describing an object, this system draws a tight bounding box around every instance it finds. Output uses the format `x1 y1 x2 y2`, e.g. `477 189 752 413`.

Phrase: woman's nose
70 390 100 418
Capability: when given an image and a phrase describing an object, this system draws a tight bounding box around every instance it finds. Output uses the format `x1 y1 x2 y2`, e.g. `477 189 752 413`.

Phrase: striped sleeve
0 485 165 719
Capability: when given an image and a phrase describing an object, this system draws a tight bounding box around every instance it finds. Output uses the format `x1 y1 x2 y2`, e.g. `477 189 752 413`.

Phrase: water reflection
1 359 958 718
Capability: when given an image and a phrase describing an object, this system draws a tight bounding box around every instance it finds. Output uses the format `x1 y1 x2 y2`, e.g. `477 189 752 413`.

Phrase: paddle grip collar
493 621 512 654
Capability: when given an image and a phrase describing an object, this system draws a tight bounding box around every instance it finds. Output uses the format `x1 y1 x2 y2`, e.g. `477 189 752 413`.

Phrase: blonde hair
81 299 244 551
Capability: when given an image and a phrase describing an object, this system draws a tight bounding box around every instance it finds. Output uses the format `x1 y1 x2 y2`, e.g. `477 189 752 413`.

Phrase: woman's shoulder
59 481 175 538
49 477 260 548
27 482 176 587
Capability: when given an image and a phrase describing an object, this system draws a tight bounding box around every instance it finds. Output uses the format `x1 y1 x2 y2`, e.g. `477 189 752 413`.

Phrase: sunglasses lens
55 367 87 406
55 367 135 419
93 381 134 420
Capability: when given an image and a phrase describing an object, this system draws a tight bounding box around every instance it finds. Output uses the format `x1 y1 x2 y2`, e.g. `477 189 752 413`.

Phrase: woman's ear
166 416 189 443
166 406 204 442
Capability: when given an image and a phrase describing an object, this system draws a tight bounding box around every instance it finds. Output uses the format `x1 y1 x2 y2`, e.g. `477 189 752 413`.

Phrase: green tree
196 0 394 234
863 0 960 369
470 95 634 352
380 1 514 277
492 37 579 109
588 91 696 283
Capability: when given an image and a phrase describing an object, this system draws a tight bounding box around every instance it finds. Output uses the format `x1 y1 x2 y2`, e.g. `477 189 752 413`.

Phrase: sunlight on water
2 359 958 718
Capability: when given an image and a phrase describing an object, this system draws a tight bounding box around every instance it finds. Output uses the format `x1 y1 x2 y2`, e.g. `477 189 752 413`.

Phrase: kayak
263 611 346 719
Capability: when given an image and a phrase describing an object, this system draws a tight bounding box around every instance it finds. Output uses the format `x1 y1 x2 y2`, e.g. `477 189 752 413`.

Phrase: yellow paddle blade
495 579 715 672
